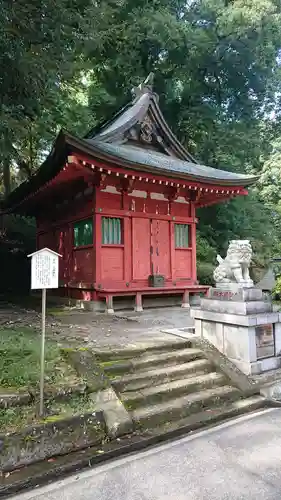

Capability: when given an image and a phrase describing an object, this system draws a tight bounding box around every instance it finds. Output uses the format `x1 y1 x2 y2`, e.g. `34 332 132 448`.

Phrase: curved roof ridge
93 92 150 142
85 75 197 163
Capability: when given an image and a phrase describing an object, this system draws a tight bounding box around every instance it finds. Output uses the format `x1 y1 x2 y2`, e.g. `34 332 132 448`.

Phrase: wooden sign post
28 248 61 416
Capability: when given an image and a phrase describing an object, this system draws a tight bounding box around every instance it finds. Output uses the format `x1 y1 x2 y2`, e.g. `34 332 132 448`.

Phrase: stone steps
103 348 204 376
156 395 266 434
122 371 226 409
112 358 212 392
94 338 192 361
132 385 242 428
100 340 265 432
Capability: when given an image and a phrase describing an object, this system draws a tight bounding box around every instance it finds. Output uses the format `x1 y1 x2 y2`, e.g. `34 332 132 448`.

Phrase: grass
0 395 99 432
0 406 35 431
0 328 103 433
0 327 81 389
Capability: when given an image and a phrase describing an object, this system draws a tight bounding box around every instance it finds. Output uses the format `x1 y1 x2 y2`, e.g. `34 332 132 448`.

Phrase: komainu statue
213 240 254 287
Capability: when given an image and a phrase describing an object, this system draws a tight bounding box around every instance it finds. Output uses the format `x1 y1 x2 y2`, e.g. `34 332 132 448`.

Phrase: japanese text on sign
30 250 59 290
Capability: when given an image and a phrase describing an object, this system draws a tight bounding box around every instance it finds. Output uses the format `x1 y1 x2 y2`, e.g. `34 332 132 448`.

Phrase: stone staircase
96 339 265 431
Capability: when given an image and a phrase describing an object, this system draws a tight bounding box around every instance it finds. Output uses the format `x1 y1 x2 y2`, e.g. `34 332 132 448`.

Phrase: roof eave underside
2 131 258 212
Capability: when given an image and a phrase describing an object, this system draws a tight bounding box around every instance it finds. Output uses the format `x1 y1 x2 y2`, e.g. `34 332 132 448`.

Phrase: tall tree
0 0 98 196
2 0 281 281
85 0 281 274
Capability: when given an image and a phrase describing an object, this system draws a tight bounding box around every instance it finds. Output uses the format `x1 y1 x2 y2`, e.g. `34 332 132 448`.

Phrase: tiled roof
89 141 258 186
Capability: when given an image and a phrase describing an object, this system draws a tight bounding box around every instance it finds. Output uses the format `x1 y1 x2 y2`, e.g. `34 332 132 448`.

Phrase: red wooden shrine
3 75 258 312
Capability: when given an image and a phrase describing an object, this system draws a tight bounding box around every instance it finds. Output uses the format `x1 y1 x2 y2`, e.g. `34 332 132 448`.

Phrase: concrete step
102 348 204 376
94 338 192 361
112 358 213 392
157 395 266 434
122 371 226 409
132 385 242 428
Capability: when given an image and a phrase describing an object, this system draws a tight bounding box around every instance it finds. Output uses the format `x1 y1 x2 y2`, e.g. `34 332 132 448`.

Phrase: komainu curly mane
213 240 253 285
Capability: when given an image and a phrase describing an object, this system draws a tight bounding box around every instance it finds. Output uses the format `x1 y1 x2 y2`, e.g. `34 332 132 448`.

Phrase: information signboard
28 248 61 416
29 248 60 290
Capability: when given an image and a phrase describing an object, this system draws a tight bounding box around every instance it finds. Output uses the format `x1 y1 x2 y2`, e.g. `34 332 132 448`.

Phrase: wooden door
150 220 171 278
132 218 151 280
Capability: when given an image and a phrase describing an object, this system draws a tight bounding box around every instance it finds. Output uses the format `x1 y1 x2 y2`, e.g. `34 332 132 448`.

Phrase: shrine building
3 75 258 313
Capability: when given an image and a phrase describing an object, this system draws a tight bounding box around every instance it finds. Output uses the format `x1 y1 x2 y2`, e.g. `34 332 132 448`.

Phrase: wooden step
132 385 242 428
122 371 226 409
112 359 213 392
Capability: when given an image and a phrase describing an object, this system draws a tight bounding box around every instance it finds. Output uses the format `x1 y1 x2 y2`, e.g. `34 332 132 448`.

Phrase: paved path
15 409 281 500
56 307 194 348
0 301 194 348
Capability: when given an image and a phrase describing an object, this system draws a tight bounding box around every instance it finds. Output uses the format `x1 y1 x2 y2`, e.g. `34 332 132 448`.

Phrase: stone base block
251 357 281 375
192 307 281 376
208 287 264 302
215 282 254 291
200 298 272 315
191 308 280 327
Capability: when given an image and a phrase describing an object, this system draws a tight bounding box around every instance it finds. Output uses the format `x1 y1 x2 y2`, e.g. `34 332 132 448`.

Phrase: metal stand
39 288 46 416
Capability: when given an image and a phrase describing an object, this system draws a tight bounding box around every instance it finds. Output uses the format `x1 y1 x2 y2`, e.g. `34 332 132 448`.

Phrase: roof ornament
132 73 155 98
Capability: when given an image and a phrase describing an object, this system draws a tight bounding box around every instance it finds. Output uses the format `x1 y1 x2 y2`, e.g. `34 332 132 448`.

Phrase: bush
197 234 216 285
0 215 35 294
272 276 281 300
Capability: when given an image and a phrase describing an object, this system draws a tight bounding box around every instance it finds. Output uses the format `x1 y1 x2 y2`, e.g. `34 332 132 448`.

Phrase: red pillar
94 213 102 287
190 202 197 284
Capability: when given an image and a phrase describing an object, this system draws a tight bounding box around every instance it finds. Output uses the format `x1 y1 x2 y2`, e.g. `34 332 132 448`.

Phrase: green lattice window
175 224 189 248
73 219 93 247
102 217 122 245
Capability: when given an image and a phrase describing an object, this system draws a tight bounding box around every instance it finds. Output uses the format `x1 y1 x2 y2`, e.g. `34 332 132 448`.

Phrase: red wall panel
174 249 192 278
58 226 72 283
151 220 171 278
72 248 93 283
97 191 122 211
101 247 124 282
172 201 191 217
132 218 151 280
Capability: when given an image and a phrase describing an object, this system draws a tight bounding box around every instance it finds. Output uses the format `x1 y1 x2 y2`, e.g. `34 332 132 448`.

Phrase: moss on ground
100 359 131 378
0 394 99 433
101 359 127 367
0 327 96 432
46 304 78 316
0 327 82 389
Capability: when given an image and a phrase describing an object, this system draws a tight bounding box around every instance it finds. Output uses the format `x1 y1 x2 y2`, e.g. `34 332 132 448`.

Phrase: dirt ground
0 299 194 349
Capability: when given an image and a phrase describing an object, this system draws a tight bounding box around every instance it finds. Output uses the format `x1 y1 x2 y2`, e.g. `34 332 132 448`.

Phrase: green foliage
85 0 281 270
196 234 217 284
0 328 69 388
0 0 96 193
2 0 281 279
272 276 281 298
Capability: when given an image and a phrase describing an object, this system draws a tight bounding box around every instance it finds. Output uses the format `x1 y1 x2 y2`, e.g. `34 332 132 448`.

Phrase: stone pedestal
191 286 281 375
